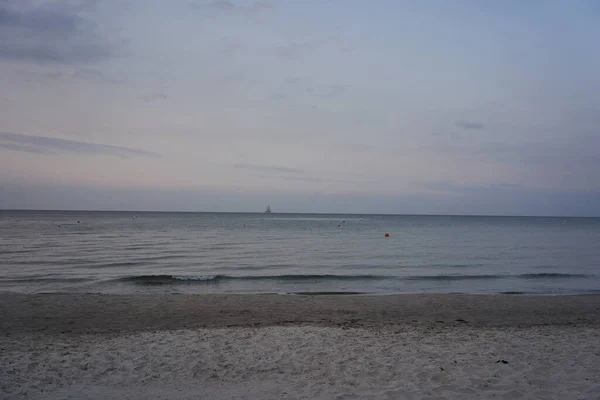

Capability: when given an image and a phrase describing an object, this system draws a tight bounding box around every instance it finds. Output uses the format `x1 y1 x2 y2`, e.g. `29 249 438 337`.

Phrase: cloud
141 91 169 102
0 143 53 154
274 176 362 184
0 1 117 64
250 174 373 185
72 68 122 84
455 121 485 130
189 0 274 17
0 132 159 158
234 163 302 173
33 67 121 84
416 181 524 194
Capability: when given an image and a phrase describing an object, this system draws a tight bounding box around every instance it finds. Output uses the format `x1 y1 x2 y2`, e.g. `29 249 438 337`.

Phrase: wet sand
2 293 600 333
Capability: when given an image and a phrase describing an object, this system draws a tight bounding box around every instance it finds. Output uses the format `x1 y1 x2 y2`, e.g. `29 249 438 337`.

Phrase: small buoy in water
77 220 80 224
58 225 61 228
337 224 341 228
385 233 390 237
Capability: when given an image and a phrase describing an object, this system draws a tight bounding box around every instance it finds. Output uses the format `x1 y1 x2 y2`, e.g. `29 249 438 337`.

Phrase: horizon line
1 209 598 219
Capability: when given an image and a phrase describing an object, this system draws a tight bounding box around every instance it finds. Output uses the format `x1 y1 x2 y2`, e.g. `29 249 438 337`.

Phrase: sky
1 0 599 215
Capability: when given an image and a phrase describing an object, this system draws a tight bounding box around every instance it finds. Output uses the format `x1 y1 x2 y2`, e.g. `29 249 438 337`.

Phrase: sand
1 293 600 399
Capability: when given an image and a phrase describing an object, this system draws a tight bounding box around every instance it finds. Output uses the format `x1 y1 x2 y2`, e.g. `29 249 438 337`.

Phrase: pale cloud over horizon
1 0 599 215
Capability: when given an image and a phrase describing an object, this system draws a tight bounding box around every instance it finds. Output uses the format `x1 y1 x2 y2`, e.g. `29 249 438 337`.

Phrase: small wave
293 291 367 295
0 249 33 255
405 274 503 281
429 264 483 269
119 275 219 285
118 274 389 285
0 277 91 284
91 261 148 269
174 275 218 281
8 259 83 266
518 273 588 279
116 272 593 286
238 274 387 281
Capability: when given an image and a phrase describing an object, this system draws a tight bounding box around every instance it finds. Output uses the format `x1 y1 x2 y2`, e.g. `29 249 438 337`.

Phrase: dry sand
1 293 600 399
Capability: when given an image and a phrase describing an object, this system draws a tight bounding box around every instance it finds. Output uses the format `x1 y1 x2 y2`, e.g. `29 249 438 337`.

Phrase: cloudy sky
1 0 599 215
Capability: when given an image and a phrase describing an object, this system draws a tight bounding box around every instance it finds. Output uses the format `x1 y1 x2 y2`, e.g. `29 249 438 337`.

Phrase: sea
1 210 599 295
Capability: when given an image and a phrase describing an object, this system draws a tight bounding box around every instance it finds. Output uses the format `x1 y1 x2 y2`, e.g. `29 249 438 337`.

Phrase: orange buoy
385 233 390 237
337 224 341 228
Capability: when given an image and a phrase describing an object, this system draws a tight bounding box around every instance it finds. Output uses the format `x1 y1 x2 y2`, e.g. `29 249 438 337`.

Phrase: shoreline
2 292 599 335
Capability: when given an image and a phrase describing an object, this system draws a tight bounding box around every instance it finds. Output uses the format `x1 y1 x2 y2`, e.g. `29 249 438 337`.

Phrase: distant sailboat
264 205 272 214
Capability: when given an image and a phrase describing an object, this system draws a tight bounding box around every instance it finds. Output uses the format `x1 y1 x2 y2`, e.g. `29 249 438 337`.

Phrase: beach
1 293 599 399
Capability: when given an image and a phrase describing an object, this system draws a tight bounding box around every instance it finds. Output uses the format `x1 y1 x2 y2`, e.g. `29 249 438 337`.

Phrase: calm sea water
1 210 599 295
